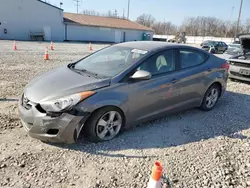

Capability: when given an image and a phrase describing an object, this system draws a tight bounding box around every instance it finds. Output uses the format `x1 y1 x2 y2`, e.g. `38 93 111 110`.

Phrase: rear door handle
171 78 179 83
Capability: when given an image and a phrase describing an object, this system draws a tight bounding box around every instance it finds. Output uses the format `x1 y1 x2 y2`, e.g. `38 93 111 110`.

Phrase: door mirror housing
130 70 151 80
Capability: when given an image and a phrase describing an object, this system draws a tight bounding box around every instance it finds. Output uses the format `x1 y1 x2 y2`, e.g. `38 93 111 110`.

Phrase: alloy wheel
205 88 219 109
96 111 122 141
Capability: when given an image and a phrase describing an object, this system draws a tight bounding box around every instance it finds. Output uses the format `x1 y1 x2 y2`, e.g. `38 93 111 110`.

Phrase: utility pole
235 0 243 39
115 9 118 17
73 0 81 14
127 0 130 20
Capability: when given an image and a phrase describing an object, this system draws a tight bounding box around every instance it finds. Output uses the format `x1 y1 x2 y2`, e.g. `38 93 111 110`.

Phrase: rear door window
179 49 208 69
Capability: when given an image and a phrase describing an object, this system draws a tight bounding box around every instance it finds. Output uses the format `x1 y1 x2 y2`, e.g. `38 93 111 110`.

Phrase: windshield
205 41 217 46
210 41 218 45
73 46 148 78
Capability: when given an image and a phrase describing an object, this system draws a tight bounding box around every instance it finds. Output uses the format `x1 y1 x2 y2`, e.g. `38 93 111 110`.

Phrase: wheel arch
209 81 222 97
199 81 223 107
87 105 126 124
78 105 127 140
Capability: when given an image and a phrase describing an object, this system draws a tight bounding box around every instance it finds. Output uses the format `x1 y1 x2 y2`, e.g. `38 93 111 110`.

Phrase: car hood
239 33 250 53
24 65 111 103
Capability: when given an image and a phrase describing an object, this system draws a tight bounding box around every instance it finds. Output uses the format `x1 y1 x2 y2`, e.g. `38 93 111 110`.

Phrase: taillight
221 61 229 71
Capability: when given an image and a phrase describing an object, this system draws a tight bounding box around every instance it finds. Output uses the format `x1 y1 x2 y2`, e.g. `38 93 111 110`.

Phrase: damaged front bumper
18 97 89 144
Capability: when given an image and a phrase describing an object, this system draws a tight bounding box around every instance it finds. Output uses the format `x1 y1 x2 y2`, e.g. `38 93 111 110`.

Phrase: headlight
40 91 96 112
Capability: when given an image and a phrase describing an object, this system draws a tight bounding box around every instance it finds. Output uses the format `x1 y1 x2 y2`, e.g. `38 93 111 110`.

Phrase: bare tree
152 21 177 35
245 18 250 33
136 14 155 27
179 16 249 37
82 10 101 16
81 12 250 37
82 9 125 19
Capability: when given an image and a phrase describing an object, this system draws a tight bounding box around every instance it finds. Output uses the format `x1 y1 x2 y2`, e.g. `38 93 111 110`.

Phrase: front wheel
84 107 124 142
199 84 220 111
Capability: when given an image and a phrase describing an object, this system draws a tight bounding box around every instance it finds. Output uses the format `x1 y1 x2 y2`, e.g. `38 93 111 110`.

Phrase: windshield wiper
71 67 101 78
68 63 104 78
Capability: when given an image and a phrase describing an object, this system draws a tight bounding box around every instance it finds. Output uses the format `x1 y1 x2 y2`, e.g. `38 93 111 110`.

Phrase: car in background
200 40 212 47
221 43 242 60
201 41 228 53
228 33 250 82
18 41 229 144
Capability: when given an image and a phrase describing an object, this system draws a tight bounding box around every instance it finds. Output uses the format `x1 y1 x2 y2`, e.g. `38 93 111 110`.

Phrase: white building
64 13 153 43
0 0 153 42
0 0 64 41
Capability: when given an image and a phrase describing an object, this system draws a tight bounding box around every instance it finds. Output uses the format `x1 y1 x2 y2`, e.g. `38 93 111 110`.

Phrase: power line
73 0 81 14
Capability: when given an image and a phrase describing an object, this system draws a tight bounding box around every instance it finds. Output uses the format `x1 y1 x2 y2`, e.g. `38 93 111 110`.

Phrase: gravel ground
0 40 250 188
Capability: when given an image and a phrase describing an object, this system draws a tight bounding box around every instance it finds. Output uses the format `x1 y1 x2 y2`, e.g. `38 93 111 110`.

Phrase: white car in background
227 33 250 82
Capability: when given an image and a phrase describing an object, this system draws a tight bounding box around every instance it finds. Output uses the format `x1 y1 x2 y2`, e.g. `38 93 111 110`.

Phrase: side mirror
130 70 151 80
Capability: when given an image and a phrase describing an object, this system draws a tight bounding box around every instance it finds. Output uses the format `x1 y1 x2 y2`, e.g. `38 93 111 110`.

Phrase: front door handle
207 68 212 72
171 78 179 83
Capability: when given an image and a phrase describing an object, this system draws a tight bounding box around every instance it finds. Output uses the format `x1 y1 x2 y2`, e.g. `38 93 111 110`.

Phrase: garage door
66 25 115 42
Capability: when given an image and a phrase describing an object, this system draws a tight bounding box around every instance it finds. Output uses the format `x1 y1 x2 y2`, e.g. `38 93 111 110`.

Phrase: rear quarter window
179 49 209 69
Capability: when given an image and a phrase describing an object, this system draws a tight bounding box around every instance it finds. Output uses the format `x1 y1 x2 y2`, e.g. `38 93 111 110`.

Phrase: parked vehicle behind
200 40 212 47
18 41 229 144
167 32 187 43
221 43 242 60
228 33 250 82
201 41 228 53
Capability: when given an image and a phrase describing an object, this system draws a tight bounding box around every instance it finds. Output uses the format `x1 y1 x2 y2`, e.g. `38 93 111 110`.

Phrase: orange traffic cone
44 47 49 60
50 41 54 50
13 40 17 50
147 161 163 188
89 42 93 51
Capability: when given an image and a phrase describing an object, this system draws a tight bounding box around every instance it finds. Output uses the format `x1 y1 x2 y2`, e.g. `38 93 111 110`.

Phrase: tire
84 107 125 143
199 84 221 111
214 48 218 54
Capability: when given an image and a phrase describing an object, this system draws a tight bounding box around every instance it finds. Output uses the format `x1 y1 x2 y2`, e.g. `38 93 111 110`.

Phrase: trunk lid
239 33 250 54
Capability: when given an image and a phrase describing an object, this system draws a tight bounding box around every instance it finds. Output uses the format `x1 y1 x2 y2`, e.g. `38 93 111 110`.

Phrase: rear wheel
199 84 220 111
84 107 124 142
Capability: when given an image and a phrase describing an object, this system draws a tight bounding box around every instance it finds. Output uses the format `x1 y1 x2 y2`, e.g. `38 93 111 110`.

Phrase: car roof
114 41 189 51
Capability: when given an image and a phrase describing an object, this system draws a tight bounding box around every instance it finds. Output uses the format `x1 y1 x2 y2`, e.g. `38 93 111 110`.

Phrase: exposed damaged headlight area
39 91 96 113
21 94 32 110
